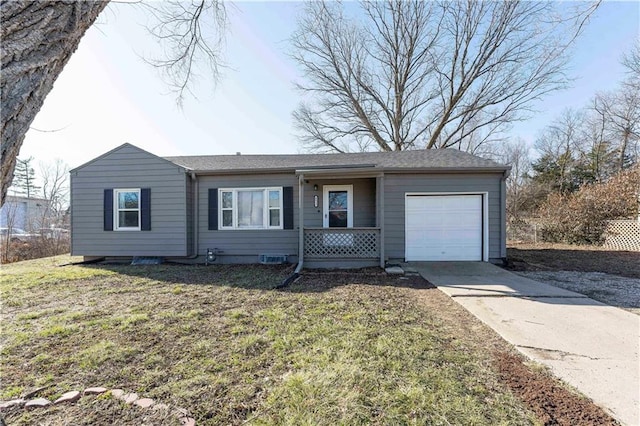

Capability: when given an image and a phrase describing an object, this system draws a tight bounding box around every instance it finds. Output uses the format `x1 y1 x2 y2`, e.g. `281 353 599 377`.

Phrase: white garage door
405 194 483 261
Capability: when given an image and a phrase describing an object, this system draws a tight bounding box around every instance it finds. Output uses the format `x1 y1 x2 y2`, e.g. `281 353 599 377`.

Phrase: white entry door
405 194 483 261
323 185 353 228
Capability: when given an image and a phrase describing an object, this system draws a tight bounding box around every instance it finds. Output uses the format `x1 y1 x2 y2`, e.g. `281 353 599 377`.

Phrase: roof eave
382 166 511 173
296 166 382 177
189 167 297 175
188 165 509 175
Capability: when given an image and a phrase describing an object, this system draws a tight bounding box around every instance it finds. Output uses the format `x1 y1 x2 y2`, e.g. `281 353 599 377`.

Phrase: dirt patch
507 242 640 279
495 352 617 426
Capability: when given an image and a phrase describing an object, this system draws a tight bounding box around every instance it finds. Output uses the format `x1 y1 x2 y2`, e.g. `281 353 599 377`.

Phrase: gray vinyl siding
198 174 298 263
383 173 504 261
302 178 376 228
71 144 189 257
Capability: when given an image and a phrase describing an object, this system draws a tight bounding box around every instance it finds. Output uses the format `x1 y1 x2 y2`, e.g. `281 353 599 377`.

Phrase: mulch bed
506 243 640 279
494 352 618 426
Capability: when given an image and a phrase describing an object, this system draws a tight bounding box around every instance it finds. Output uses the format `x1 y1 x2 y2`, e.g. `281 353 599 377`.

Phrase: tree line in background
500 44 639 244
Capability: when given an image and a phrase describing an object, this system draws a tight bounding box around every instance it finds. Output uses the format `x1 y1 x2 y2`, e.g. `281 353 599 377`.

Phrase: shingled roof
164 149 508 172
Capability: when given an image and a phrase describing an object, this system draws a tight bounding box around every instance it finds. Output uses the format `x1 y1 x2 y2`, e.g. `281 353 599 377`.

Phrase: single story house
70 143 510 268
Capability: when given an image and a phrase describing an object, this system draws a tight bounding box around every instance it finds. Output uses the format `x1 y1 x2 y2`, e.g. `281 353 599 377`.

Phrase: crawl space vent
258 254 287 265
131 257 163 265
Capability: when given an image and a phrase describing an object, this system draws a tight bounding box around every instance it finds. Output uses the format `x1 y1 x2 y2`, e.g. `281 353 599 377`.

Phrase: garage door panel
405 195 482 261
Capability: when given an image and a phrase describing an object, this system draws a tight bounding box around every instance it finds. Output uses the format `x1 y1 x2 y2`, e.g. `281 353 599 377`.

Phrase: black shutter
103 189 113 231
283 186 294 230
208 188 218 230
141 188 151 231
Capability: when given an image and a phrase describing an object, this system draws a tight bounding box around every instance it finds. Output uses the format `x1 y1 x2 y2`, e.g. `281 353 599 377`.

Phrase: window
114 189 140 230
219 188 282 229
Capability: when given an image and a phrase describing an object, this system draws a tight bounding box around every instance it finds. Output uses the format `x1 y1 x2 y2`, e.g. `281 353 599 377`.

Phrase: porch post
379 174 385 268
298 174 304 266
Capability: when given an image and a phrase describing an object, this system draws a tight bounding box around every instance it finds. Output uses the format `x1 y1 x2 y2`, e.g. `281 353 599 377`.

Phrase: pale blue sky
19 1 639 171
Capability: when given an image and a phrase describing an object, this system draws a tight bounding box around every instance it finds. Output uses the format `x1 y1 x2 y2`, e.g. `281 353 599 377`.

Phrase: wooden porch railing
304 227 380 258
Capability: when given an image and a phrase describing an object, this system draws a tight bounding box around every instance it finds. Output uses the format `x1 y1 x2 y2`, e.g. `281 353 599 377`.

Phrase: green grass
0 256 538 425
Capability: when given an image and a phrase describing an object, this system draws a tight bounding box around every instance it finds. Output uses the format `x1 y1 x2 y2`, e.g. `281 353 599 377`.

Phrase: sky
17 1 640 173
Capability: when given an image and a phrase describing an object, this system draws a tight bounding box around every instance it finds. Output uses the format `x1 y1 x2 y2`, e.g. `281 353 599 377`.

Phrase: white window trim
114 188 141 231
218 187 283 230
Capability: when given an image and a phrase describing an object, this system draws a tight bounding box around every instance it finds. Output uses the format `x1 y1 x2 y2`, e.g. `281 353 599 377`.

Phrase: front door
323 185 353 228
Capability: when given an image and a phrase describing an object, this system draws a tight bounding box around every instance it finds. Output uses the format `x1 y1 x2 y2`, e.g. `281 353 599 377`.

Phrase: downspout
296 173 304 273
500 169 511 264
277 173 304 289
379 174 385 268
186 171 199 259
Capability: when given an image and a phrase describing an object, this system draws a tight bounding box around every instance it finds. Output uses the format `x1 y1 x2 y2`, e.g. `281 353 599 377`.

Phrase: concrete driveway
411 262 640 426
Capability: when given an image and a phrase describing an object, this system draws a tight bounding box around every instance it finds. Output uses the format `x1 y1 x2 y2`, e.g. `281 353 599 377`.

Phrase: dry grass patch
0 259 541 425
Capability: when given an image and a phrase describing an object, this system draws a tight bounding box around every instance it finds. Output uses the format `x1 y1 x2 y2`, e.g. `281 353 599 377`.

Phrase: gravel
515 271 640 315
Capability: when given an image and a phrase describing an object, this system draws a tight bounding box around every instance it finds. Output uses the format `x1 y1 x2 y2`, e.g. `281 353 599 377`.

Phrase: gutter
174 166 510 176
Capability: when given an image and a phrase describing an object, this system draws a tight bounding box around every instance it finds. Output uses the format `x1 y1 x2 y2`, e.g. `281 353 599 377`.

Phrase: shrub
537 166 639 244
1 235 70 264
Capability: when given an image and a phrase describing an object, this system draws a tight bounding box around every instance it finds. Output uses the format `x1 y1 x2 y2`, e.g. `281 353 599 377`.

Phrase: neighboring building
0 195 49 232
70 143 510 267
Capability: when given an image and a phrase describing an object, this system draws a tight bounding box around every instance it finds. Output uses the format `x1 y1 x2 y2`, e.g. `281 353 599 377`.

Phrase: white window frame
114 188 141 231
218 187 283 230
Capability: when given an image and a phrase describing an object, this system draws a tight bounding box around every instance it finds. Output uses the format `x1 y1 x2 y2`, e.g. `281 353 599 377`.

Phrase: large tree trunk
0 0 108 206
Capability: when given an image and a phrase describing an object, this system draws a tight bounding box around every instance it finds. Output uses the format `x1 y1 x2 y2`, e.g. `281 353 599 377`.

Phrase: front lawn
0 256 580 424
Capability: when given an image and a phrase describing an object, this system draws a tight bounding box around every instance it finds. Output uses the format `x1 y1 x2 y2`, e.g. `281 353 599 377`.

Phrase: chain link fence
507 219 542 243
508 218 640 251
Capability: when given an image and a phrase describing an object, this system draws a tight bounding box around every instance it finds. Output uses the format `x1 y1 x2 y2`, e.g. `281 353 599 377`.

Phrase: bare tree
292 0 599 153
495 138 531 222
581 97 616 182
534 108 584 193
0 198 20 263
622 42 640 79
292 1 441 153
0 1 227 207
594 88 640 172
140 0 227 105
39 159 70 228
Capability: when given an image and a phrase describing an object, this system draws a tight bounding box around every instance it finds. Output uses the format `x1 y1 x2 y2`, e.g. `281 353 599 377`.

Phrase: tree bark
1 0 109 206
